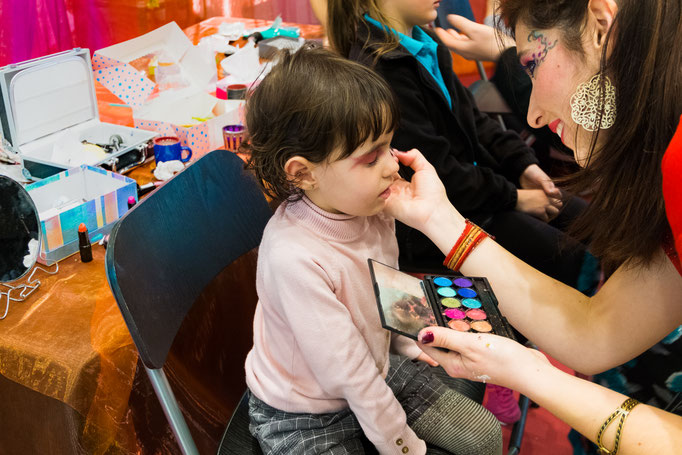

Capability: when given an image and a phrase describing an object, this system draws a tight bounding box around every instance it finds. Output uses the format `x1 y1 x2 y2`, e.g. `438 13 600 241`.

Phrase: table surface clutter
0 17 322 455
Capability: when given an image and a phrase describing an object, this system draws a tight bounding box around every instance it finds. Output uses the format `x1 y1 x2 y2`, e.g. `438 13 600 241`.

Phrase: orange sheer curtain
0 0 318 67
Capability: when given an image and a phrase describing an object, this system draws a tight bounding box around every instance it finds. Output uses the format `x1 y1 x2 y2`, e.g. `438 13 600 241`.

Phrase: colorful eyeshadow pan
437 287 456 297
457 288 477 298
453 278 472 288
448 320 470 332
466 309 487 320
441 298 461 308
461 298 482 309
444 308 466 319
433 277 453 287
471 321 493 332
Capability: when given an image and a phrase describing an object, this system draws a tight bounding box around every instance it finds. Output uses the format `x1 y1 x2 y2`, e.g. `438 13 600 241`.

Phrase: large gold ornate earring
570 73 616 131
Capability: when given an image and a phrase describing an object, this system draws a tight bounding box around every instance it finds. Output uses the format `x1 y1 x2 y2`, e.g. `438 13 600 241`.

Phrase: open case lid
0 48 98 147
93 21 215 109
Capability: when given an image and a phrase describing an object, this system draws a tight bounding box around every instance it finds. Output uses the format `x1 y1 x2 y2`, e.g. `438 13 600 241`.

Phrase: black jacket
349 21 539 264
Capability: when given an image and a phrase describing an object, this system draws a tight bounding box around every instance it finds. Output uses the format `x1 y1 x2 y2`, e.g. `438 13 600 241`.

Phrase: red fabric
662 115 682 275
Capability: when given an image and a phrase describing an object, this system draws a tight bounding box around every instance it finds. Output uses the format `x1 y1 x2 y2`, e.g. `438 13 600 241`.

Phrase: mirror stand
1 261 59 320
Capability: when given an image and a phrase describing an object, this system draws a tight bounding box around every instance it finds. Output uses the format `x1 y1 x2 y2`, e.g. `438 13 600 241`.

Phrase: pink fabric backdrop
0 0 319 67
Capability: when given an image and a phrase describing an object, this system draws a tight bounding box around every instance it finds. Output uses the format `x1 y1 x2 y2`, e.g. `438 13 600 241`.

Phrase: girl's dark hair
243 44 399 202
499 0 682 271
327 0 400 59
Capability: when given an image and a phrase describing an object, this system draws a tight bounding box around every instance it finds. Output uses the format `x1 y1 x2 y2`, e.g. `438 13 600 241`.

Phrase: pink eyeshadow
444 308 466 320
465 309 487 320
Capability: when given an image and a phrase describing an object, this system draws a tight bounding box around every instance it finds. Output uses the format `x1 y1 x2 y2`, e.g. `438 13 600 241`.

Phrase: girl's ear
284 156 318 191
588 0 618 49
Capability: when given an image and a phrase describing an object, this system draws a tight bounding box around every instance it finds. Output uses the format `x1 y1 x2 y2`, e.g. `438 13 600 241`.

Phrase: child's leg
387 355 502 455
429 364 486 404
247 391 366 454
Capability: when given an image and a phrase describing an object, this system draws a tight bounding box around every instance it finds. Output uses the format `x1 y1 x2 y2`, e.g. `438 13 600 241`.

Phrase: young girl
242 45 502 454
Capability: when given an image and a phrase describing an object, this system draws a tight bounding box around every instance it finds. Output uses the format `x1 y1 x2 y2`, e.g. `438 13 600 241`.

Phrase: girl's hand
385 149 452 232
416 327 550 391
516 189 560 222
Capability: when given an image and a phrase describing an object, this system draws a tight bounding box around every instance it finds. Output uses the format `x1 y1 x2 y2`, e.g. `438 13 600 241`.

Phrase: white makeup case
0 48 157 179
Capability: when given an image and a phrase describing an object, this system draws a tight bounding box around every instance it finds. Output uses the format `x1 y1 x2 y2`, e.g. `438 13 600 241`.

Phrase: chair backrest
105 150 272 370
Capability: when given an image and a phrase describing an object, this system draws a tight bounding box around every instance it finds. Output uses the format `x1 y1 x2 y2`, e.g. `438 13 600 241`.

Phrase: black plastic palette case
368 259 516 341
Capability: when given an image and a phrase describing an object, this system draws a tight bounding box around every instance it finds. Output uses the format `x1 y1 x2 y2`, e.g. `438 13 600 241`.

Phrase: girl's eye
366 152 380 166
522 60 537 78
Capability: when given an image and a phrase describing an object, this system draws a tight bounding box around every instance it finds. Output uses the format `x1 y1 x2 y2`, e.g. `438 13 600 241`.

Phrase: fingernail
420 331 434 344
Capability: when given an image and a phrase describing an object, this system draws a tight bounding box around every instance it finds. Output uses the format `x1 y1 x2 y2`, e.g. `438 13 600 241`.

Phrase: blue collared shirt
364 14 452 108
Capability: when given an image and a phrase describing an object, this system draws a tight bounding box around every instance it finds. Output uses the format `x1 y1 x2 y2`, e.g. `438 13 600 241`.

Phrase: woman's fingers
416 327 483 378
446 14 477 35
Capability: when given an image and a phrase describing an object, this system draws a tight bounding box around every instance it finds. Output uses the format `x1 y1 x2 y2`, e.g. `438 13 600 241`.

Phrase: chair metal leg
474 60 507 130
146 367 199 455
507 394 531 455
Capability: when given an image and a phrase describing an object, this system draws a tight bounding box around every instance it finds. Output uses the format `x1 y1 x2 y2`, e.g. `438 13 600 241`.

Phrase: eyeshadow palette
368 259 515 341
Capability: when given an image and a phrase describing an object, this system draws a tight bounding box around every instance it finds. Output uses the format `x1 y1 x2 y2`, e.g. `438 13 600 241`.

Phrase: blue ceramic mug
153 136 192 164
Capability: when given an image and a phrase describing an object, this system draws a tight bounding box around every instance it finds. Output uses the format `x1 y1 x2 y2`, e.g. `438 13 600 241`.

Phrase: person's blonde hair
327 0 401 60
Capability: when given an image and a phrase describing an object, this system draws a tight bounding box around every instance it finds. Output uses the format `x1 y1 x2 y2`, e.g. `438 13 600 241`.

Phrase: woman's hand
434 15 514 62
385 149 454 232
417 327 550 391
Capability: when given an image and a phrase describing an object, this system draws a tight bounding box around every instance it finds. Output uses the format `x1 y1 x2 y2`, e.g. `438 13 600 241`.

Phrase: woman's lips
548 119 565 144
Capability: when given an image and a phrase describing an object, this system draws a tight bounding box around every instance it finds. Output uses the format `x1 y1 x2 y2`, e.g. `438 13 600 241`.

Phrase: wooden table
0 17 321 455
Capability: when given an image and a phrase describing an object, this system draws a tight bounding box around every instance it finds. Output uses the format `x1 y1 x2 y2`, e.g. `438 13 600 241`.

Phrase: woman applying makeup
385 0 682 452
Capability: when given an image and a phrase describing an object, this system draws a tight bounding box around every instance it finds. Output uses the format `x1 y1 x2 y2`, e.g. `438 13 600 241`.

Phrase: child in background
243 45 501 454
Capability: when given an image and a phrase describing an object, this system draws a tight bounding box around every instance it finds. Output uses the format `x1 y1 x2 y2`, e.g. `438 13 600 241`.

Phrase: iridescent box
25 165 137 264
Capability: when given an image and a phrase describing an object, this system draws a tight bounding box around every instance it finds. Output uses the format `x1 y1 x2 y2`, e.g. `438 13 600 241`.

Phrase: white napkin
153 160 185 181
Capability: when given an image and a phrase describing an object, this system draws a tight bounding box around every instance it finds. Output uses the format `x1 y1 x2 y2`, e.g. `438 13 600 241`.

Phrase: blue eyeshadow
433 277 453 287
461 298 482 309
457 288 477 298
436 287 457 298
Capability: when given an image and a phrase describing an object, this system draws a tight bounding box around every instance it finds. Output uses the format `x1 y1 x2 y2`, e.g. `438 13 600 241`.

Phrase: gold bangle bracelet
596 397 640 455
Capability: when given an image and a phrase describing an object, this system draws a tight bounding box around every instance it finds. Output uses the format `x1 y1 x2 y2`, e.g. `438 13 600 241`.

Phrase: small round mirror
0 175 41 282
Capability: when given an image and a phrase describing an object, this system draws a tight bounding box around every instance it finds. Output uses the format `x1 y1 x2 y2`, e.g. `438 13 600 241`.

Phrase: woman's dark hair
243 44 399 202
326 0 400 59
499 0 682 271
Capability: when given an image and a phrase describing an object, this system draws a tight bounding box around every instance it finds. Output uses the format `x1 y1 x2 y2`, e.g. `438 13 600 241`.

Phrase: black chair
105 149 271 455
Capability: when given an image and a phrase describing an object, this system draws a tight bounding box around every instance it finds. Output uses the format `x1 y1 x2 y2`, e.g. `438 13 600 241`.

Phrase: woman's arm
386 149 682 374
417 328 682 454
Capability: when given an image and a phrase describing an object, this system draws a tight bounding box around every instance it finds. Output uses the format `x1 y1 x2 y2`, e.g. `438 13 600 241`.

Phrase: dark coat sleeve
465 85 539 184
378 60 520 215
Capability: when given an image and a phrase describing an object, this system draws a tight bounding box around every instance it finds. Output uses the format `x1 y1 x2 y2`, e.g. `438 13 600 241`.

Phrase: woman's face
515 23 604 166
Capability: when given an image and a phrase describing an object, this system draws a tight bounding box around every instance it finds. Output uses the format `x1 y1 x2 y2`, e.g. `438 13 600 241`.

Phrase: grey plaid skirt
248 355 501 455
